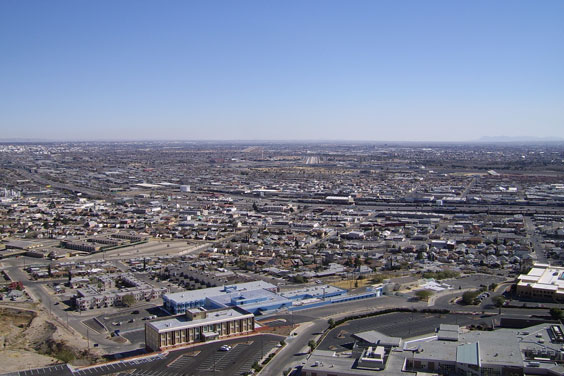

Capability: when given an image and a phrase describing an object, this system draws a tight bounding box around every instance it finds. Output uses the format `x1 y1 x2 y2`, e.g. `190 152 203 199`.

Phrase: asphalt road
259 319 327 376
317 312 492 352
263 295 424 324
442 274 508 290
1 255 558 376
258 295 427 376
1 258 141 353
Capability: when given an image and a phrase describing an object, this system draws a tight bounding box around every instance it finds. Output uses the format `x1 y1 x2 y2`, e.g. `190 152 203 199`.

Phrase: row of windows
152 317 254 349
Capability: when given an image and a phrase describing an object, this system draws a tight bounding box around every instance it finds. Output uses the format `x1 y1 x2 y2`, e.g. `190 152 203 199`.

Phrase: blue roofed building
162 280 285 314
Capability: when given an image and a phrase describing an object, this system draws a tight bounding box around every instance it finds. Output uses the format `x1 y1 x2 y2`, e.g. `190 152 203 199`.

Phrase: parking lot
96 305 166 335
121 329 146 346
317 312 492 352
163 340 278 375
11 334 284 376
73 355 164 376
446 274 508 290
4 365 73 376
138 334 283 376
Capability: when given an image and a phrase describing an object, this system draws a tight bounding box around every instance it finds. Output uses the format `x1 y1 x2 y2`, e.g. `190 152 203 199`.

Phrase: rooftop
517 263 564 295
147 307 252 332
163 280 277 304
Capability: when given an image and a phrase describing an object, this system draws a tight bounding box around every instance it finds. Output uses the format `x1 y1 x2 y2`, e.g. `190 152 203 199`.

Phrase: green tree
122 294 136 307
550 307 564 320
252 361 261 372
328 318 335 328
372 274 385 283
492 295 506 308
462 291 479 305
308 340 317 351
293 275 306 284
415 289 434 302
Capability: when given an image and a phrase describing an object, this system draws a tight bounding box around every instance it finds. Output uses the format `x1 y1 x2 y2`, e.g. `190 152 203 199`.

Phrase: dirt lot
0 305 100 372
331 278 373 289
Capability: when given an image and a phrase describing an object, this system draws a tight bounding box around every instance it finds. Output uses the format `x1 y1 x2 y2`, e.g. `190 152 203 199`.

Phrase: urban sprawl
1 142 564 376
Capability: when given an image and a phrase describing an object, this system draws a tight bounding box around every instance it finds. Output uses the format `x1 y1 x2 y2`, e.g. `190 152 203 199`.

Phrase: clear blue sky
1 1 563 142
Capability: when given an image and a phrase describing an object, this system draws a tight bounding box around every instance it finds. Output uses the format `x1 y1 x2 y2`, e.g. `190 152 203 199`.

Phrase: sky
1 1 563 142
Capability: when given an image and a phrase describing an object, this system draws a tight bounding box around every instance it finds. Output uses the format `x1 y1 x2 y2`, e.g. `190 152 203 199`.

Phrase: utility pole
87 327 89 349
261 335 264 360
290 310 293 328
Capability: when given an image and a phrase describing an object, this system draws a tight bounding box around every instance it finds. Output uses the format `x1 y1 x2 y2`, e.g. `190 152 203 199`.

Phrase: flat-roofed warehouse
145 306 254 351
162 281 285 314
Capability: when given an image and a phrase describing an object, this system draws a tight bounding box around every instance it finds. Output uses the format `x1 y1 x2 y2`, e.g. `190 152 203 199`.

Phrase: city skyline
1 1 563 141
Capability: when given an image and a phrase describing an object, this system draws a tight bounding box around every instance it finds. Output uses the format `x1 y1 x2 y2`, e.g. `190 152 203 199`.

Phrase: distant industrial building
60 232 147 254
516 263 564 301
145 306 254 351
325 196 354 204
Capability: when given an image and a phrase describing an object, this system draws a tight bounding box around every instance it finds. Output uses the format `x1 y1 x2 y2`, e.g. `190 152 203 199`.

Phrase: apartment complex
75 273 168 310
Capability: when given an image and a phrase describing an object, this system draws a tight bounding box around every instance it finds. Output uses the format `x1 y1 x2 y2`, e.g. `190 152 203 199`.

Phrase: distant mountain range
0 138 52 142
1 136 563 144
476 136 564 143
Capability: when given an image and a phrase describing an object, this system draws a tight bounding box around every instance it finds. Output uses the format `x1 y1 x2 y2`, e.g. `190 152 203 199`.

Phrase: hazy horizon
1 1 563 142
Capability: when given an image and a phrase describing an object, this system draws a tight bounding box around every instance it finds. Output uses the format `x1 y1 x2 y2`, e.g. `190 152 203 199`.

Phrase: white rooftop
164 280 277 304
517 264 564 295
148 307 252 332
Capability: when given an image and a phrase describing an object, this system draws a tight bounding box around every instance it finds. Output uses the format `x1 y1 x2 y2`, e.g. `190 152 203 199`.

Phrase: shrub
462 290 479 305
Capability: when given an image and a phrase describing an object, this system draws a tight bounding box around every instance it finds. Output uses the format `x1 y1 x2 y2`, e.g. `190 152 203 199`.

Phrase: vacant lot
0 306 99 372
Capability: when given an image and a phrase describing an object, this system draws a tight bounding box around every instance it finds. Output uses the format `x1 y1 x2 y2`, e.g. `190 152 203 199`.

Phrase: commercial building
302 324 564 376
145 306 254 351
162 281 349 315
280 285 345 300
516 263 564 301
162 281 282 314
